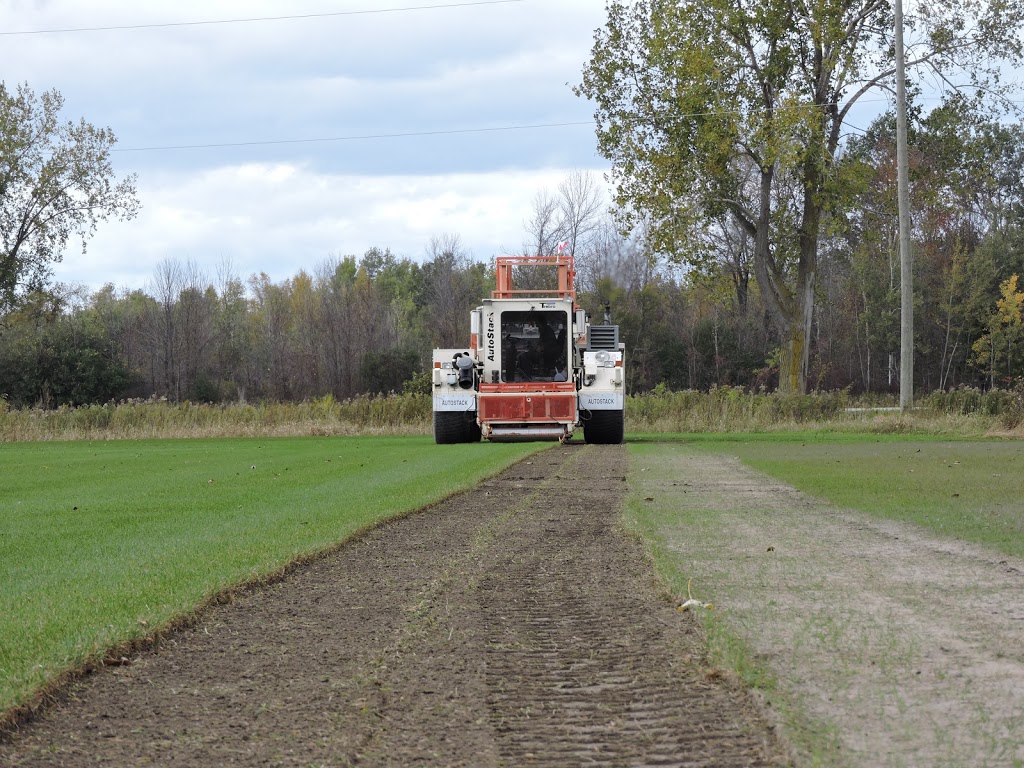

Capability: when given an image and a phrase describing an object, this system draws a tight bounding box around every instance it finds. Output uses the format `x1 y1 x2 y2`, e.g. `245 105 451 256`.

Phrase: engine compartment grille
587 325 619 350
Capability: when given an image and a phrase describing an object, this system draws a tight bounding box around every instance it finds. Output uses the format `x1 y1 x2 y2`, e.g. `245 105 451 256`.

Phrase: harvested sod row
630 433 1024 559
626 439 1024 767
1 445 786 767
720 436 1024 559
0 435 544 720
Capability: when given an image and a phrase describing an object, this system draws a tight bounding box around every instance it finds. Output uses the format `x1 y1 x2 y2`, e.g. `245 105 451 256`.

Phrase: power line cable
0 0 525 36
107 105 894 154
109 94 957 155
111 121 595 153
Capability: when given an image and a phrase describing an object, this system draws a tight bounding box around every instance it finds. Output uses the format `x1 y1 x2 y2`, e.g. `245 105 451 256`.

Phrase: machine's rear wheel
434 411 481 444
583 410 624 445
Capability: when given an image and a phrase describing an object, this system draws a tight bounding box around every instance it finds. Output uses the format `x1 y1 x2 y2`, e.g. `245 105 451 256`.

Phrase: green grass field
624 434 1024 764
4 428 1022 737
0 436 545 717
625 431 1024 610
678 432 1024 559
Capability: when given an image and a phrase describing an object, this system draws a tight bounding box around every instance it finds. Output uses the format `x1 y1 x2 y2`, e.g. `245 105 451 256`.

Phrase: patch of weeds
698 609 846 768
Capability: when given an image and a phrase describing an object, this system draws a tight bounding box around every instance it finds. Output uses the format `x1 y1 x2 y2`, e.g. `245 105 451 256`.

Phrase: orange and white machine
432 254 624 443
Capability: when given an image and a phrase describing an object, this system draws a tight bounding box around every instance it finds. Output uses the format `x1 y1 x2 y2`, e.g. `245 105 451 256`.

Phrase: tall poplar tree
577 0 1024 391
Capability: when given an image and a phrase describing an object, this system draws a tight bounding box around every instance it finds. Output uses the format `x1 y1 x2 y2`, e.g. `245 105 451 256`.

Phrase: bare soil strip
1 445 785 767
643 448 1024 768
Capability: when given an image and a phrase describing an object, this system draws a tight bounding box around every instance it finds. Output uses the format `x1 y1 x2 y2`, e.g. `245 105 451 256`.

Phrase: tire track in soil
1 445 785 768
477 447 779 766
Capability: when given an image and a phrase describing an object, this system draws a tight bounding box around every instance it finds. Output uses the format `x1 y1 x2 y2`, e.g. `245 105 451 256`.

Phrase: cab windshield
500 310 568 383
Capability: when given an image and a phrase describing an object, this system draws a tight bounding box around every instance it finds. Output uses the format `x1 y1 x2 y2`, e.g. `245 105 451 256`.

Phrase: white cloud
2 1 607 150
4 1 613 294
52 162 608 291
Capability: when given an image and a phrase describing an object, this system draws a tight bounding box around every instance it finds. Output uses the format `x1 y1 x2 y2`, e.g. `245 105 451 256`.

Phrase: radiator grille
587 324 619 350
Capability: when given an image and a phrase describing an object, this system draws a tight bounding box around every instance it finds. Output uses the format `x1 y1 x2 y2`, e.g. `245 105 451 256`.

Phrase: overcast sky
1 0 612 292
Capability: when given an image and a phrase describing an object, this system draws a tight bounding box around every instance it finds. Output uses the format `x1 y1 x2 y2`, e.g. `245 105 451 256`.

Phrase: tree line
577 0 1024 393
6 0 1024 411
3 102 1024 409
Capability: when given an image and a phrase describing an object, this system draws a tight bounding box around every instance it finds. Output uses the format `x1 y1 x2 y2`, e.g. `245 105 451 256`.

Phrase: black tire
432 411 464 442
583 409 624 444
434 411 481 444
466 417 482 442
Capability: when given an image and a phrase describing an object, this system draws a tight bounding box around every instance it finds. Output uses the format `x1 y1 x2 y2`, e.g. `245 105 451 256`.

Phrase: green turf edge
0 439 554 736
695 434 1024 561
622 442 847 768
625 430 983 444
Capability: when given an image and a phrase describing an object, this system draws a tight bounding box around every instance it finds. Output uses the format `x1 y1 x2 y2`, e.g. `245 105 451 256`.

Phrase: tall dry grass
1 386 1017 442
0 394 432 442
626 386 851 433
624 386 1006 437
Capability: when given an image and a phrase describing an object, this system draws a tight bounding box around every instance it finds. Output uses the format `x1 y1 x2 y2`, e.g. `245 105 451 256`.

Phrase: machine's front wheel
434 411 481 444
583 410 624 445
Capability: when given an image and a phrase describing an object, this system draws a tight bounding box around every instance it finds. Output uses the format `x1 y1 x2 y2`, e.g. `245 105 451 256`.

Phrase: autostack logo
486 313 495 362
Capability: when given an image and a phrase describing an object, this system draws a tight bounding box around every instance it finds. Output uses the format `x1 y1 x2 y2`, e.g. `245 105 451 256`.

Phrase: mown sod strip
702 436 1024 560
623 442 840 764
0 436 544 716
624 438 1024 767
630 432 1024 560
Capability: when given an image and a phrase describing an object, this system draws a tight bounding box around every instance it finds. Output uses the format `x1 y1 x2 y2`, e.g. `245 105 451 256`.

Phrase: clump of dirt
1 445 786 767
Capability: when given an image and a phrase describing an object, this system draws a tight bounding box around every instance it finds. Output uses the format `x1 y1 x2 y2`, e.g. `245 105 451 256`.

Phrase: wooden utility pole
895 0 914 411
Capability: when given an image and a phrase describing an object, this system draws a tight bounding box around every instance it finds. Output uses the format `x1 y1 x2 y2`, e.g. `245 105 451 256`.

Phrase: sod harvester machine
432 253 624 444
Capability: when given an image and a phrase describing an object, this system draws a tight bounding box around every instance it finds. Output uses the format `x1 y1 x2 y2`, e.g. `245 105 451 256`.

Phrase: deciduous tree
577 0 1024 392
1 83 139 316
973 274 1024 386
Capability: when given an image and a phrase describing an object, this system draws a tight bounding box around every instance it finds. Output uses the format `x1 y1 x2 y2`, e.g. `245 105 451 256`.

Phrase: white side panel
433 392 477 412
578 392 624 411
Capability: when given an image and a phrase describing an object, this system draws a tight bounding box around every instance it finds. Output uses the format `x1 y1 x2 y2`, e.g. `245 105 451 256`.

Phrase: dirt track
0 444 786 767
640 448 1024 768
